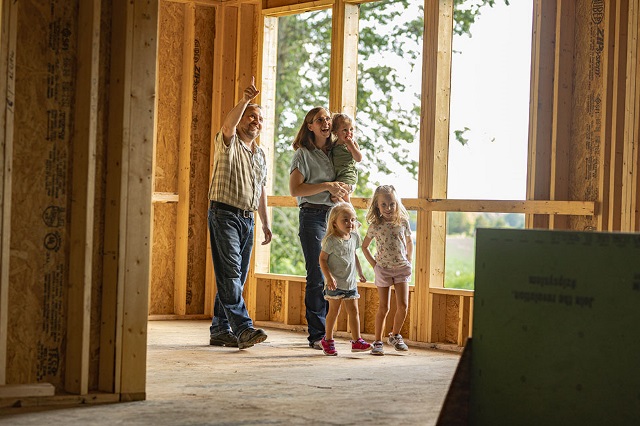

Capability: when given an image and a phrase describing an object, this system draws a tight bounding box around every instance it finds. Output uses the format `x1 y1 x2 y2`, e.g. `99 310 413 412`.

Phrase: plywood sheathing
7 0 77 392
152 1 184 315
151 204 177 314
153 1 214 316
186 4 215 315
567 1 603 231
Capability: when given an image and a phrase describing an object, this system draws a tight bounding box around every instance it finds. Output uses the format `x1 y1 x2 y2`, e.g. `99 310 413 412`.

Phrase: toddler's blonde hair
366 185 409 226
331 113 353 136
323 202 358 245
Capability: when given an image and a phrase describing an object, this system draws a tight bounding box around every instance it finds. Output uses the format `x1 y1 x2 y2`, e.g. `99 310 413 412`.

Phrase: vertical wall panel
8 0 78 391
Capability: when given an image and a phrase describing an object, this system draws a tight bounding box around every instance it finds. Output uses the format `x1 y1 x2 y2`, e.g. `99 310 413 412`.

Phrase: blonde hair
331 112 353 136
293 107 333 151
366 185 409 226
323 202 357 245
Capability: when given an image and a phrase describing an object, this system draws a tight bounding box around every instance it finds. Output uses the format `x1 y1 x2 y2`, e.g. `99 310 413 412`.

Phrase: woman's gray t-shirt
290 146 335 206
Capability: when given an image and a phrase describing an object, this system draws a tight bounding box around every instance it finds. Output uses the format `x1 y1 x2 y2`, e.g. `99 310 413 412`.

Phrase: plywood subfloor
0 320 460 425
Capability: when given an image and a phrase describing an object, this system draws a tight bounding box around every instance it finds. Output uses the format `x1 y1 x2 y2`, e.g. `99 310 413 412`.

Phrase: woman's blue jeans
298 207 329 344
208 207 254 336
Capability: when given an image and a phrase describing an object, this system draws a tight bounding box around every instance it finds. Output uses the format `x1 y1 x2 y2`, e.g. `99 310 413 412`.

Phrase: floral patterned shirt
365 219 412 269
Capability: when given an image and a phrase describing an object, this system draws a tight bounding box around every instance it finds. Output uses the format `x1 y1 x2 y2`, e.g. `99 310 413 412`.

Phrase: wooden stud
621 0 640 230
0 0 17 386
66 0 101 396
526 0 556 229
416 0 455 342
549 0 574 230
253 13 278 279
604 0 629 231
99 0 129 394
117 0 158 401
174 4 196 316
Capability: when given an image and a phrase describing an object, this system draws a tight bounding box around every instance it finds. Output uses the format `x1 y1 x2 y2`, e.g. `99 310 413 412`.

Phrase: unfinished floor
0 320 461 425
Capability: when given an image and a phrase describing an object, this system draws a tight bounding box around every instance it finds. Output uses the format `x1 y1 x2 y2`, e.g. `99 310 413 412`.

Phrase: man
208 77 272 350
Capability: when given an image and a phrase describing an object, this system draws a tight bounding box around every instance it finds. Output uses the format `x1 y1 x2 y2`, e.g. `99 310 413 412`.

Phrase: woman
289 107 350 349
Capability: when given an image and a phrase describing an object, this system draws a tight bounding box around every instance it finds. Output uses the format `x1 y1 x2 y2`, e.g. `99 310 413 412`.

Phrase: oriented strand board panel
185 5 215 315
444 295 460 344
150 203 177 315
270 280 285 323
471 228 640 425
156 1 183 194
7 0 78 391
568 1 606 231
151 1 183 315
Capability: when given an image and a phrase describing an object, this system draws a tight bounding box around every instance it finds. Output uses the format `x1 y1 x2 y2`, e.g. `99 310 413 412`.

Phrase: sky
379 0 534 200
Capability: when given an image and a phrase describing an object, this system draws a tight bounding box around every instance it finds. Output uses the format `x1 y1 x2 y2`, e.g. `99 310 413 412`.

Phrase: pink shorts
374 264 412 288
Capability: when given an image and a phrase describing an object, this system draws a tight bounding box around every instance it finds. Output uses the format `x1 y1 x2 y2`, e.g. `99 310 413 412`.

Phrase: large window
270 9 332 275
356 0 423 200
445 0 533 288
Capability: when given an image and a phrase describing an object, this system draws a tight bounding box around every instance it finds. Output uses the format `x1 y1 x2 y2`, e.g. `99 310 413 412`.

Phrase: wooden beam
0 0 17 386
549 0 574 230
413 0 454 343
621 0 639 231
0 383 55 398
526 0 556 229
329 1 359 116
261 0 332 17
152 192 179 203
268 195 594 215
118 0 158 401
174 3 196 316
99 0 130 394
253 13 278 277
66 0 101 396
603 0 629 231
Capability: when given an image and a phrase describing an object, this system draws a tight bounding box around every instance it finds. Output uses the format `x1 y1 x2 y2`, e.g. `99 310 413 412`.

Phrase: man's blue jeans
208 207 254 337
298 207 329 344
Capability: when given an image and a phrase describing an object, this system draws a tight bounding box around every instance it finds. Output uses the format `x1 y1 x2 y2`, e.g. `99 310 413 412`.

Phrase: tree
270 0 509 274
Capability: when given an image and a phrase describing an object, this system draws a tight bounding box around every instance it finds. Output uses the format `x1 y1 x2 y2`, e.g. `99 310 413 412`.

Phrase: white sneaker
388 333 409 351
371 340 384 356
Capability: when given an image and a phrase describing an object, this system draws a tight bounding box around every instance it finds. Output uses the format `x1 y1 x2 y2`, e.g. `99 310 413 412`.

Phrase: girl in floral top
362 185 413 355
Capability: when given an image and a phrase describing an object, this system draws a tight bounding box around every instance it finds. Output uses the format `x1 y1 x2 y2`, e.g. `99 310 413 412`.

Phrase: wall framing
0 0 639 410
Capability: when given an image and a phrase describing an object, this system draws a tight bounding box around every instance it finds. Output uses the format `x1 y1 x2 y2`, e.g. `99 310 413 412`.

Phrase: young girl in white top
318 202 372 356
362 185 413 355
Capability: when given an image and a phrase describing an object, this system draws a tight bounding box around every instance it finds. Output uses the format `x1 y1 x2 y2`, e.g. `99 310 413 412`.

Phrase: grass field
445 236 475 289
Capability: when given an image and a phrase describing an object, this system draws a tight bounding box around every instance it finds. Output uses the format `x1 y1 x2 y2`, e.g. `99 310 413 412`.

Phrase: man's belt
209 201 253 218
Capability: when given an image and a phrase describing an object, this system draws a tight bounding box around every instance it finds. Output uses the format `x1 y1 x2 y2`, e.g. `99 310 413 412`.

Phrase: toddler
318 202 372 355
331 113 362 203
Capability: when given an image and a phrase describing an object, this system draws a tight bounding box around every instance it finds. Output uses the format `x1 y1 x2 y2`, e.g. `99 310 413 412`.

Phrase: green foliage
445 236 475 289
454 127 470 146
453 0 510 36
